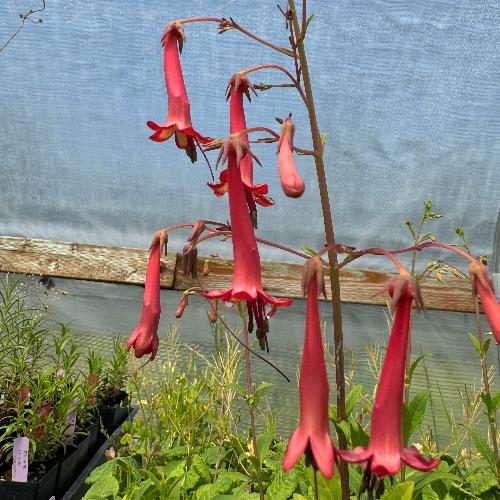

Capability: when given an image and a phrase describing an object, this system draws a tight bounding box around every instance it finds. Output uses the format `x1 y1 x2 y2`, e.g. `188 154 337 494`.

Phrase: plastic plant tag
11 436 29 482
65 398 79 444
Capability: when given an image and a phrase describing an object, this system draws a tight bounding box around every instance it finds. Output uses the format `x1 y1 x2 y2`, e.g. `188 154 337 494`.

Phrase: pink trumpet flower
469 260 500 344
338 271 439 477
147 21 210 163
277 115 305 198
203 136 292 350
283 257 335 479
208 74 273 227
127 242 161 360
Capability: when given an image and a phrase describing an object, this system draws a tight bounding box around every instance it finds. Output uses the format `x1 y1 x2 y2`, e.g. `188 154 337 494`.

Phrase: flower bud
176 294 188 318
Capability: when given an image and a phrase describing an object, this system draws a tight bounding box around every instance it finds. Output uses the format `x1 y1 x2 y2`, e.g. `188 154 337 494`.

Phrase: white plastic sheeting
1 0 500 273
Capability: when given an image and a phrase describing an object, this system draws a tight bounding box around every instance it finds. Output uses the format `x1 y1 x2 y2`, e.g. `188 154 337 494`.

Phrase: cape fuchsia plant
127 3 500 498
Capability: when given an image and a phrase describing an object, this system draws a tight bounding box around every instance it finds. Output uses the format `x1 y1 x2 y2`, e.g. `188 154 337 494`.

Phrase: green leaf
226 383 248 400
267 470 298 500
424 200 433 212
130 479 155 500
381 481 414 499
407 353 432 385
469 427 496 473
302 14 314 37
492 391 500 410
256 430 273 465
426 212 443 219
192 454 212 483
335 419 351 441
83 476 119 499
421 484 439 500
345 384 363 417
85 460 120 485
328 403 337 423
413 472 461 491
307 468 342 499
300 246 318 257
349 419 369 448
483 338 492 356
403 390 430 443
467 333 482 355
254 382 273 397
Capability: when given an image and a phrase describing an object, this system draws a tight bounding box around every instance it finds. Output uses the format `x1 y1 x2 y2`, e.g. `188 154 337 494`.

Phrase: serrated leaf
381 481 414 499
421 484 439 500
83 476 119 499
345 384 363 416
85 460 120 485
267 470 298 500
193 454 212 483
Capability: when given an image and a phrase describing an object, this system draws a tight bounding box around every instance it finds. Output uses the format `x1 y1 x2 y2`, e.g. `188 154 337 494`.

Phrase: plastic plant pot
0 460 59 500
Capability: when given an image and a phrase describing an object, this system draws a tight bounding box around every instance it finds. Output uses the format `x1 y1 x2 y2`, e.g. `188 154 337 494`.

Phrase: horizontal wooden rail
0 236 478 313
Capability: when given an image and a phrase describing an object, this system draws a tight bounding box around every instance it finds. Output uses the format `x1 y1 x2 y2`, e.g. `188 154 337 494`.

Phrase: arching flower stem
240 64 307 103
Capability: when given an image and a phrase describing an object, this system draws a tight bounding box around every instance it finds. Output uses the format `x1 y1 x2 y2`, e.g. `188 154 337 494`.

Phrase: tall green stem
288 2 349 498
243 317 264 500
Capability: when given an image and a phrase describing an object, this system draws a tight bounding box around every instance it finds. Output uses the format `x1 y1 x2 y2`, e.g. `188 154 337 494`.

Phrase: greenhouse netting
1 1 499 499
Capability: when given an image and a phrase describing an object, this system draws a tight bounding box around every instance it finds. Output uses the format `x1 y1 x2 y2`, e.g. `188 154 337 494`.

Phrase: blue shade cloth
1 0 500 272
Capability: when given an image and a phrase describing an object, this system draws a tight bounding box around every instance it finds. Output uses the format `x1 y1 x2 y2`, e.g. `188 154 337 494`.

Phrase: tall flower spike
277 115 305 198
283 257 335 479
127 242 161 360
147 21 210 163
338 271 439 476
469 260 500 344
204 135 292 351
208 73 273 228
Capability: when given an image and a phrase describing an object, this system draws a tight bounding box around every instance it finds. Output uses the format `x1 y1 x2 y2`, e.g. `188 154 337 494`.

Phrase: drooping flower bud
188 220 206 243
182 242 198 278
175 293 188 318
277 115 305 198
203 259 210 276
209 300 218 323
150 229 168 255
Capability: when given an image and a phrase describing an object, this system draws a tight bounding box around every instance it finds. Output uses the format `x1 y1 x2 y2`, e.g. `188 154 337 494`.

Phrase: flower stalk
287 2 349 496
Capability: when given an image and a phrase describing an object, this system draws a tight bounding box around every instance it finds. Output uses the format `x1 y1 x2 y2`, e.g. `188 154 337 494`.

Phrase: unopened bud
203 259 210 276
188 220 206 243
176 294 188 318
182 243 198 278
209 300 218 323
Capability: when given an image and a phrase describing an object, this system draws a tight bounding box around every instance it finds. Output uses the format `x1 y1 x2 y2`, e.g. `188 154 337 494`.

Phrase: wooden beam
0 236 477 312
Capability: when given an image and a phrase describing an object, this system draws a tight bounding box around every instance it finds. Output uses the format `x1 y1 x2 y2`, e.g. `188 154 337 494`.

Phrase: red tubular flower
277 115 305 198
147 21 209 163
338 271 439 476
283 257 335 479
208 74 273 227
204 136 292 350
127 243 161 360
469 261 500 344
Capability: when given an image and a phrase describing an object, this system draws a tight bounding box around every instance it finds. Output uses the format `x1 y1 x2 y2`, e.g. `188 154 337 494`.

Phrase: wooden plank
0 236 478 312
175 254 477 313
0 236 176 288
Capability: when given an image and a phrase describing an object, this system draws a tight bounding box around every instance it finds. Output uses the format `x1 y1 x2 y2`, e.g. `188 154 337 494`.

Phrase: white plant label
11 436 29 482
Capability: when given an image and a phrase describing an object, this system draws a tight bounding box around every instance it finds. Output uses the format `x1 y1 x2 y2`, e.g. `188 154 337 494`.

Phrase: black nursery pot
85 420 99 459
0 460 59 500
98 391 130 437
55 434 91 499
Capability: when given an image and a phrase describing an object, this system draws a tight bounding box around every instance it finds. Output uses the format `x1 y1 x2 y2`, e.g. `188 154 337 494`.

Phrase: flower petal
401 446 440 472
283 427 308 472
